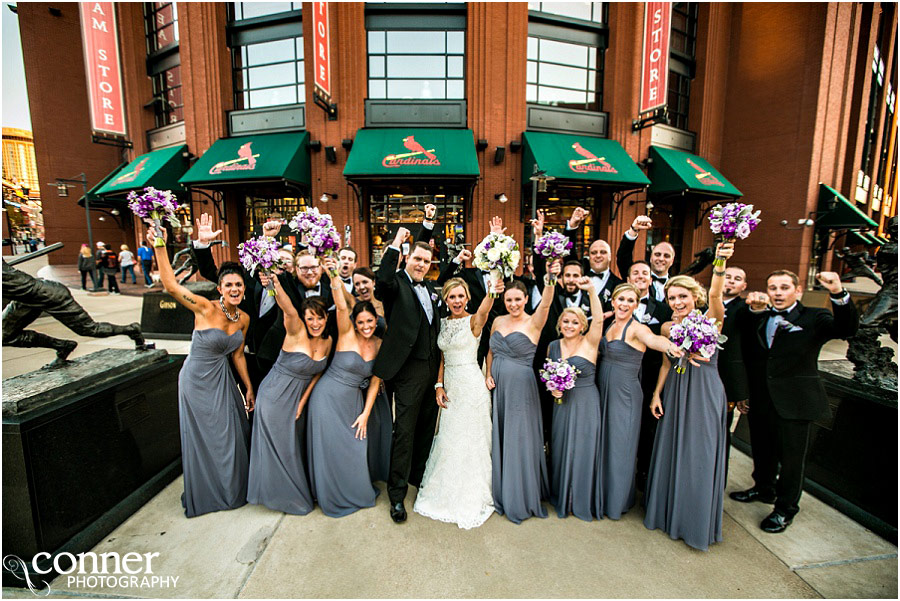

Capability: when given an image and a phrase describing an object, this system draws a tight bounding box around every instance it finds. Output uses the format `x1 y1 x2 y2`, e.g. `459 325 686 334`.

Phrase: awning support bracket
347 181 365 222
313 90 338 121
191 188 227 225
609 188 647 224
694 198 729 228
466 179 478 223
632 108 669 132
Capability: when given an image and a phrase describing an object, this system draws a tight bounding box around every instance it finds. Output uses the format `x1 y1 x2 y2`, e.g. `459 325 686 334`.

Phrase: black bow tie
639 297 649 305
768 308 790 317
590 270 607 278
651 274 667 284
413 281 426 289
341 276 351 284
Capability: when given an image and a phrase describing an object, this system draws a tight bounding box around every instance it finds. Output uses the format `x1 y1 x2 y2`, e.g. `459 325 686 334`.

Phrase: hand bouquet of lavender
540 358 581 404
237 235 282 296
472 232 521 297
289 207 342 276
533 231 572 285
127 187 180 247
668 309 727 374
707 202 761 266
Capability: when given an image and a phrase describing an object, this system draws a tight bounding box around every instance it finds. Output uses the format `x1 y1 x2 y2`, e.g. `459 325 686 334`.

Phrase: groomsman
563 207 623 308
374 227 442 524
616 215 675 302
719 266 750 482
337 247 358 293
731 270 858 533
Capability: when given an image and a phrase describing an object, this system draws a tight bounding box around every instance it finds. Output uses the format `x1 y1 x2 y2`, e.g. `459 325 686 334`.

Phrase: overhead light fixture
548 197 559 201
325 146 337 163
341 138 353 151
434 194 446 198
494 146 506 164
320 193 338 203
510 140 522 153
309 140 322 152
110 208 120 215
390 193 404 198
98 216 106 221
529 169 555 193
476 139 489 151
494 193 508 203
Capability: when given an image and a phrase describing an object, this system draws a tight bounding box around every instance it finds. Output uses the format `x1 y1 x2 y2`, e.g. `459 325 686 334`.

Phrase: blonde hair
441 277 471 302
612 282 640 302
664 275 708 307
556 307 589 335
120 244 129 251
80 246 93 257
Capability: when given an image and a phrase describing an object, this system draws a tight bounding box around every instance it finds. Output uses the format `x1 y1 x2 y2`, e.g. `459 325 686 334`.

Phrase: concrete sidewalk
2 258 897 598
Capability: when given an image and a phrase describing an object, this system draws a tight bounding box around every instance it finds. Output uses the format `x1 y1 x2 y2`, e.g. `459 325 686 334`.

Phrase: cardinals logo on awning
568 143 617 174
113 158 149 184
209 142 260 175
382 135 441 168
686 158 724 187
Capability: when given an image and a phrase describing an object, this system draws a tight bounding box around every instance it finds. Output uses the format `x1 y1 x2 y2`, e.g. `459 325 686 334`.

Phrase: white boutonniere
637 312 652 324
602 289 611 301
430 292 439 303
776 320 803 333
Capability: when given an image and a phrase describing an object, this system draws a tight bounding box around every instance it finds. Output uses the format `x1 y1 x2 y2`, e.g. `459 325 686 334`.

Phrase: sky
2 3 33 130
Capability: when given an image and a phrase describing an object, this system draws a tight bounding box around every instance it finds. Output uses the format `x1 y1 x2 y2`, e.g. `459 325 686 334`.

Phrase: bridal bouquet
473 232 520 297
237 235 282 296
127 187 181 247
289 207 342 276
540 358 581 404
708 202 761 266
668 310 727 374
533 231 572 285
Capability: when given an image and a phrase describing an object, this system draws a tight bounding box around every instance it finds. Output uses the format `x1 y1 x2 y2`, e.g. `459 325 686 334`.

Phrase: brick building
16 2 897 290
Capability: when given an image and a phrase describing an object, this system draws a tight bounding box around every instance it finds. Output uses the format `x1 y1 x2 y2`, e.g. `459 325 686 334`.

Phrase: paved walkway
2 259 897 598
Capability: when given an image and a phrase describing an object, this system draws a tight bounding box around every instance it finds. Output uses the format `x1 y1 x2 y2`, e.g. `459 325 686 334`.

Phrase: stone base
140 281 218 340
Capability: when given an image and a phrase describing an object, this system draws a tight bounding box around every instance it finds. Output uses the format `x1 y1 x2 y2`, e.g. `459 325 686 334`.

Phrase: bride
411 276 503 529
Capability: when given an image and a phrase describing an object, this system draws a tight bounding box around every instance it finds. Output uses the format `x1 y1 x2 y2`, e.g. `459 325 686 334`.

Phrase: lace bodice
438 316 481 368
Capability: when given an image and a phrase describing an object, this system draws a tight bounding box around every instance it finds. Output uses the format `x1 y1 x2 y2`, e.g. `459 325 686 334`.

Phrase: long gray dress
490 331 549 524
307 350 379 517
643 348 728 551
178 328 251 518
247 350 326 514
598 319 645 519
548 340 603 521
367 315 391 482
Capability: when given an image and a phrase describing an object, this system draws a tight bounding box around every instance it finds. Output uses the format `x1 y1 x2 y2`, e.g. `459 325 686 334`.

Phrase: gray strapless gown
307 351 379 517
178 328 251 518
644 349 728 551
247 350 326 514
598 320 645 519
490 331 548 524
548 341 603 521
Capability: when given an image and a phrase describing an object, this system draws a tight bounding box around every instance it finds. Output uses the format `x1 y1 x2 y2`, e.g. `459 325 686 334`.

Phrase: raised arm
707 241 733 326
375 227 408 302
471 279 502 335
578 278 605 344
815 271 860 340
529 260 561 333
617 215 651 279
269 272 307 340
326 256 353 336
149 227 212 314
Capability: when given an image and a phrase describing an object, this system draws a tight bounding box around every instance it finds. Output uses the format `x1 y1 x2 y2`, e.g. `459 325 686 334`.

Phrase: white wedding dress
413 315 495 529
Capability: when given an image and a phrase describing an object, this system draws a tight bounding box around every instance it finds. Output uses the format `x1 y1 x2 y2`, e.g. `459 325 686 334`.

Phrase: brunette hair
504 280 528 297
351 300 378 323
301 296 328 319
340 246 358 261
767 269 801 287
352 266 375 281
562 260 584 274
411 241 433 257
217 261 244 285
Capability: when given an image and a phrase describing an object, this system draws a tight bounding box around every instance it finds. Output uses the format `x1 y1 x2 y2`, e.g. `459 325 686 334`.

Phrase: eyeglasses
297 266 319 273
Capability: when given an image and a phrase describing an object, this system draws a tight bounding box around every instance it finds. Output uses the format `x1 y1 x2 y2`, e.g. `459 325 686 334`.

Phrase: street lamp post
51 173 92 251
528 165 555 222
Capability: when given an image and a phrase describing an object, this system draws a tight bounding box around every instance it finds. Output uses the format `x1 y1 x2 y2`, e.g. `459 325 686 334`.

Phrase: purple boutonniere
430 292 439 303
776 320 803 334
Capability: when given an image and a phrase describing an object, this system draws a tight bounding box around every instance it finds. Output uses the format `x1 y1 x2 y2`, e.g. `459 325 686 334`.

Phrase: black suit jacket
373 246 441 381
616 232 637 281
739 300 858 420
717 297 750 405
556 228 621 328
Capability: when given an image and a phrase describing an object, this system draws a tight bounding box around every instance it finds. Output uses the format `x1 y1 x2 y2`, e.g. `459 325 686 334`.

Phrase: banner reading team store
343 129 480 178
79 2 127 136
521 132 650 187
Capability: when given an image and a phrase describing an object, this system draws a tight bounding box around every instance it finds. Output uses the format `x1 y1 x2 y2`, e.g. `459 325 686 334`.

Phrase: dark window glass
526 37 602 111
670 2 697 58
145 2 179 53
667 71 691 131
144 3 182 128
527 2 606 24
231 2 301 21
367 30 465 100
667 2 697 130
244 196 308 241
151 65 184 127
231 24 304 110
368 193 465 268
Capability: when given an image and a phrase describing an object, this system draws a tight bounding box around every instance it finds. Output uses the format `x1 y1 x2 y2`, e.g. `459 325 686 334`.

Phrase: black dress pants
387 356 440 504
747 395 812 518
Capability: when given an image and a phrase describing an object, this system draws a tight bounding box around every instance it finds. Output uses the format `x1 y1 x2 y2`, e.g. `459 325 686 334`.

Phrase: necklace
219 297 240 322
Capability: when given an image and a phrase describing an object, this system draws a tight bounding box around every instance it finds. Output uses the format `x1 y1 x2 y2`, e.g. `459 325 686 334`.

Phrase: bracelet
434 382 444 390
712 269 726 276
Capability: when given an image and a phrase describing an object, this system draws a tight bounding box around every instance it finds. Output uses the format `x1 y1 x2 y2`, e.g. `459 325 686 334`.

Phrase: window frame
144 3 182 129
666 2 698 132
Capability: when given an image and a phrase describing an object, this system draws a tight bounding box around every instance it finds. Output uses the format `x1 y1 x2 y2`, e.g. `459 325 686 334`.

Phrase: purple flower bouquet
668 309 728 374
534 231 572 285
539 358 581 404
237 235 282 296
707 202 761 266
127 187 180 247
289 208 342 276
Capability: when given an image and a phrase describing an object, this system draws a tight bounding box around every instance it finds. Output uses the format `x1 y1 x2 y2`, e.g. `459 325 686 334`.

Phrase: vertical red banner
639 2 672 115
79 2 127 136
312 1 331 98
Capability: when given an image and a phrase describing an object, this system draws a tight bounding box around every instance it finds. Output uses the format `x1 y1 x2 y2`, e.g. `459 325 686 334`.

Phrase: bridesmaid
306 257 382 517
547 277 604 521
598 282 682 519
485 260 559 524
246 274 332 515
149 226 253 518
644 242 734 551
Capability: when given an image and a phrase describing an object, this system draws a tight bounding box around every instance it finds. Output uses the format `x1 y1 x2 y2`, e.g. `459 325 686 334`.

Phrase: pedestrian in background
119 244 137 284
77 243 97 290
138 240 155 287
94 241 106 288
100 244 121 294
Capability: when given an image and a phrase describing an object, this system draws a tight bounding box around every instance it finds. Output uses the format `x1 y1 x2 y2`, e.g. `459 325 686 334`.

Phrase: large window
667 2 697 131
229 3 304 110
145 2 178 53
243 195 308 241
527 3 606 113
367 31 465 100
144 3 182 128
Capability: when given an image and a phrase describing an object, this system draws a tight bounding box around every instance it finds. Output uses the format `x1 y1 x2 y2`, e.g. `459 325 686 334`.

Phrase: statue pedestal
732 358 897 543
2 349 185 587
140 282 218 340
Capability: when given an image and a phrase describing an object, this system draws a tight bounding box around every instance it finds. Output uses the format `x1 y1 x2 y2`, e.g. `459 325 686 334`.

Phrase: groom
374 225 441 523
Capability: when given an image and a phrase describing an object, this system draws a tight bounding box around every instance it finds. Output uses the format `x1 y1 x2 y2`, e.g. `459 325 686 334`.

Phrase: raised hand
146 224 167 245
816 271 843 294
322 255 338 274
490 216 506 235
548 259 562 279
575 276 594 292
393 227 410 247
714 241 735 262
530 210 545 239
259 272 271 287
195 213 222 244
456 248 473 263
567 207 587 229
746 291 770 312
424 203 437 221
261 219 282 238
630 215 652 232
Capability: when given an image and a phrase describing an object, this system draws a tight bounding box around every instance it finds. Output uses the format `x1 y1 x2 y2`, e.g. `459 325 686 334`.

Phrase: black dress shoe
760 510 793 533
729 488 776 504
390 502 407 523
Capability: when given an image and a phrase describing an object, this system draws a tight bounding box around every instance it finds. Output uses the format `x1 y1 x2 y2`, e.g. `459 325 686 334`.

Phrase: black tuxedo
739 299 858 517
616 233 670 302
373 246 441 504
562 227 623 308
718 296 750 482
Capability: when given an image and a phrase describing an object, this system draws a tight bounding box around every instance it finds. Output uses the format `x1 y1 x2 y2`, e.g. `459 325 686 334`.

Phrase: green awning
872 234 888 245
648 146 742 198
78 162 129 207
343 128 479 178
95 145 189 197
815 183 878 229
522 132 650 188
180 132 311 188
845 231 876 246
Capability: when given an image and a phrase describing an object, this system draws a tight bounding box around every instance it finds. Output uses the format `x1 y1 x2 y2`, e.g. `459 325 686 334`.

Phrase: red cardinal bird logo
209 142 261 174
402 136 437 159
115 158 149 184
238 142 257 168
568 142 616 174
572 142 598 161
686 158 724 187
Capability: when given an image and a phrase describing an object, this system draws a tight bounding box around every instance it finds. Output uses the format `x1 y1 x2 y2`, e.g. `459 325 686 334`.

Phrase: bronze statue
835 246 883 287
2 260 152 368
173 239 224 285
680 245 715 276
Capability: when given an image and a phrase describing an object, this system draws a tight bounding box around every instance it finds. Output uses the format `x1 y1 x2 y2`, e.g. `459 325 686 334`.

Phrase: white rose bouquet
473 232 521 297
